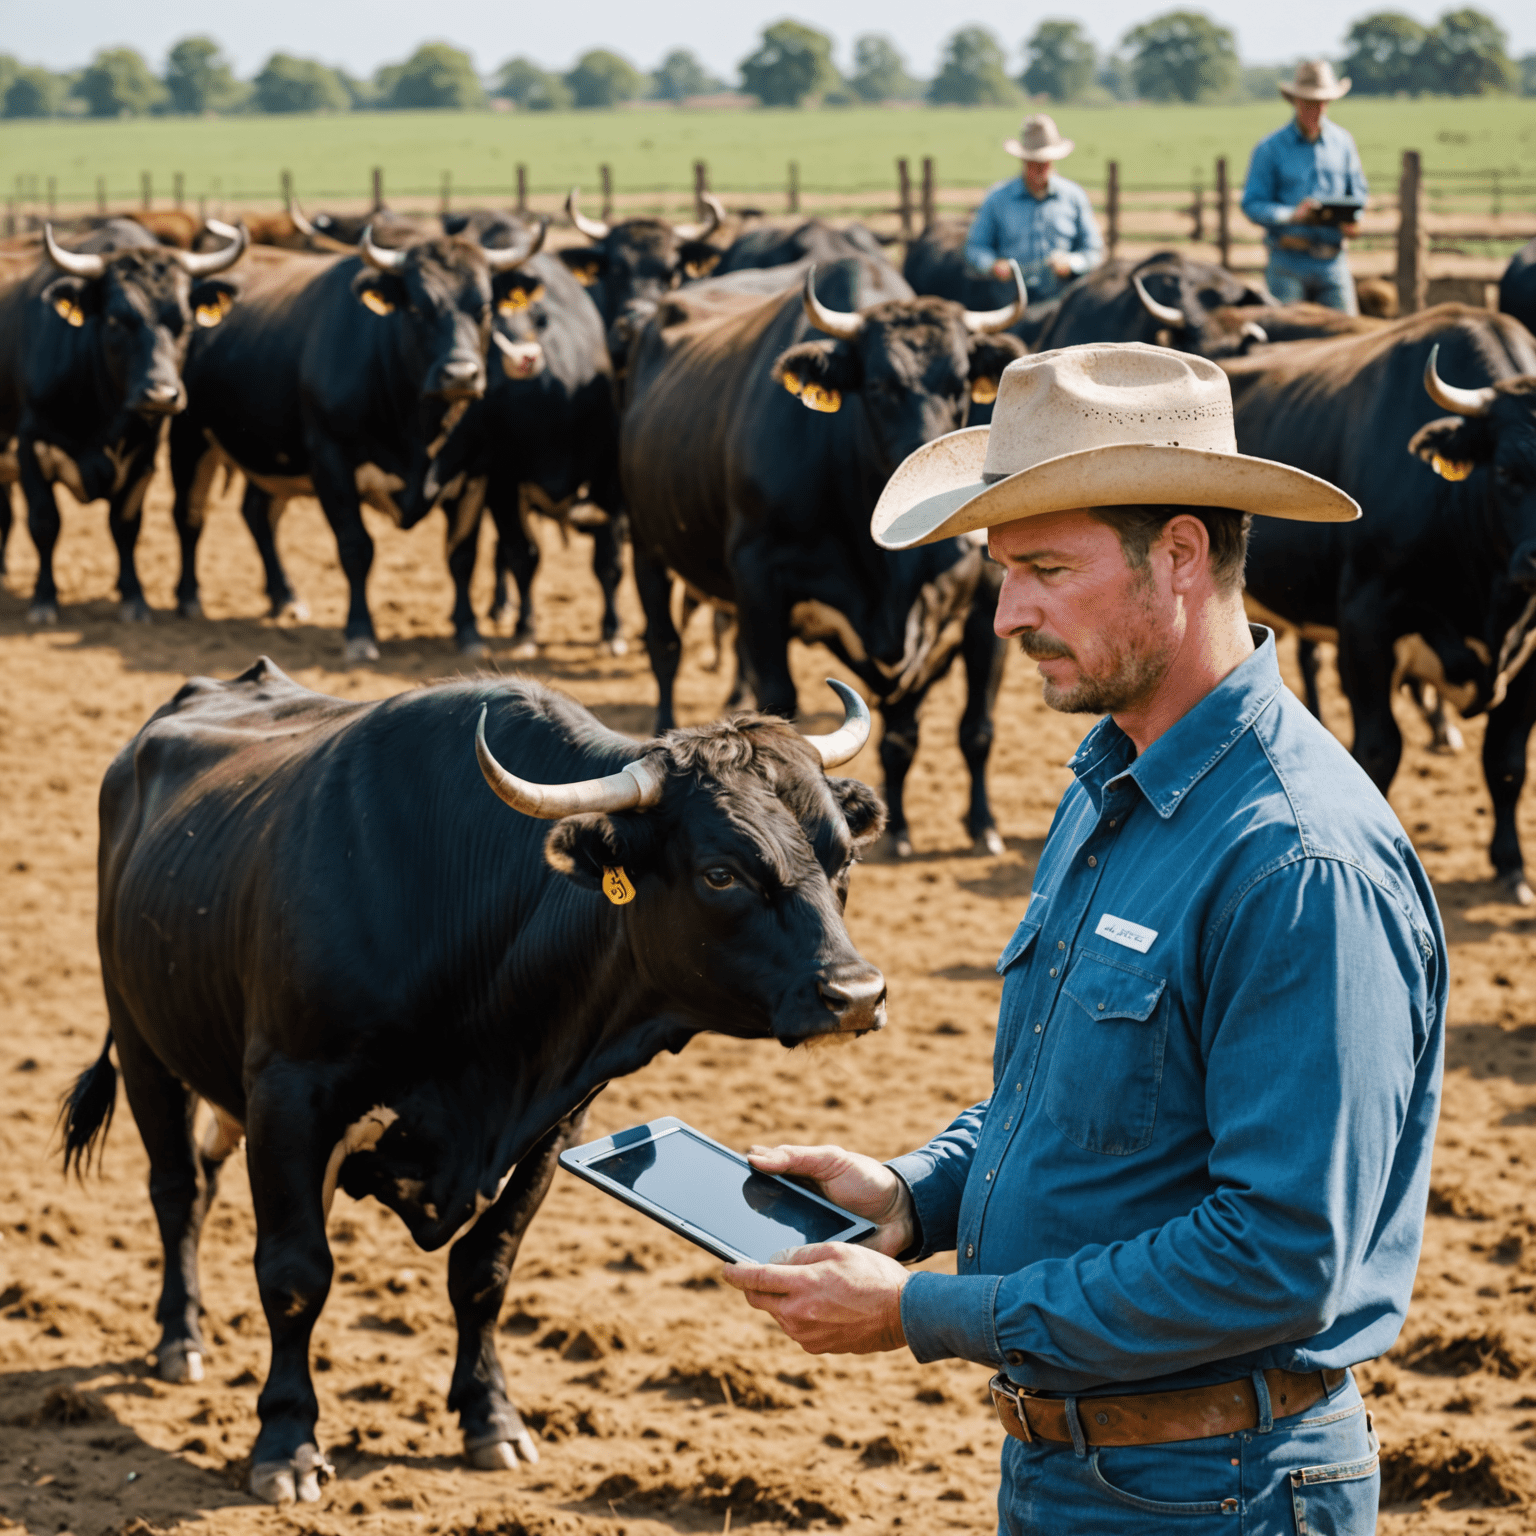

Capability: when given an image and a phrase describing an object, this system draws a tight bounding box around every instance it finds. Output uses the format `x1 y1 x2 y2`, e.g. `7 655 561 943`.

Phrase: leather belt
1275 234 1344 258
990 1367 1349 1448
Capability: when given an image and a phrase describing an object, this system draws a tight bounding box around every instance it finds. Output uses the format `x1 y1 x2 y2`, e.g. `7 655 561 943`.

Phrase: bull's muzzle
430 357 485 401
817 963 887 1034
134 380 186 415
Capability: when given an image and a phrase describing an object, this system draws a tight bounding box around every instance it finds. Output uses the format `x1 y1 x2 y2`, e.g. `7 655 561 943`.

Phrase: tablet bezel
558 1115 878 1264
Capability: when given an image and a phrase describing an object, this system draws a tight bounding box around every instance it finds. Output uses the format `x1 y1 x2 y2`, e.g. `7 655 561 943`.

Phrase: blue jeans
998 1372 1378 1534
1265 250 1358 315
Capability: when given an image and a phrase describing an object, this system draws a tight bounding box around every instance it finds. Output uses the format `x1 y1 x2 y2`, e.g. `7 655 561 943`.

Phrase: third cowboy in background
966 114 1104 303
1242 60 1368 315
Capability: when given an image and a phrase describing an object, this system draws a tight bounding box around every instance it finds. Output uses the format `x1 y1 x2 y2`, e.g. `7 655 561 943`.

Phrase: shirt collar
1289 118 1330 148
1067 628 1283 819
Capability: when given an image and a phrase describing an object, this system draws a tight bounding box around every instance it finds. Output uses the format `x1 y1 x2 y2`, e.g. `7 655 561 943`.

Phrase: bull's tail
59 1032 117 1177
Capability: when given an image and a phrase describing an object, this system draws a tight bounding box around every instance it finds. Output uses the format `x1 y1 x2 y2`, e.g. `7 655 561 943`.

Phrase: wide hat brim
870 426 1360 551
1004 137 1073 161
1279 77 1351 101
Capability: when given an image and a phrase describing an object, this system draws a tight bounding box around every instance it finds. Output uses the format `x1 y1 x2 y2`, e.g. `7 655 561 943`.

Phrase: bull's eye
703 867 735 890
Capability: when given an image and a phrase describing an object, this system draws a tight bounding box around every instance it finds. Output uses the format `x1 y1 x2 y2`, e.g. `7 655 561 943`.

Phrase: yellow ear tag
800 382 841 413
498 284 545 314
1431 454 1474 482
54 297 84 327
602 866 636 905
361 288 395 317
195 293 233 328
573 264 600 288
781 373 803 397
970 376 999 405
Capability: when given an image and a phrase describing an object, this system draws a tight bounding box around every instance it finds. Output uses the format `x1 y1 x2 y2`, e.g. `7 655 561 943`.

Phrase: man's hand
990 258 1013 281
1048 251 1074 278
1291 198 1321 225
744 1143 915 1257
719 1242 910 1354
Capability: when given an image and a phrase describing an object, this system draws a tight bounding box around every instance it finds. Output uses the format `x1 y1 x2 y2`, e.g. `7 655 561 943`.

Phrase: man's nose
992 569 1038 639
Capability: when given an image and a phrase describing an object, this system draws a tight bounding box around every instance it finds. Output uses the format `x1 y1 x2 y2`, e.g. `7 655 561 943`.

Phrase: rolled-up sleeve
1242 138 1292 230
1065 183 1103 274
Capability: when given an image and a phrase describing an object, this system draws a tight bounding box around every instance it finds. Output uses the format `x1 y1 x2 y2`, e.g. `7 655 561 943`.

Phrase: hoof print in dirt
156 1340 204 1383
249 1443 333 1504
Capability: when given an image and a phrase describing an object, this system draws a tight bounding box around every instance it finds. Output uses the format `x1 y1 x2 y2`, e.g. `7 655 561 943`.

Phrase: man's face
989 509 1178 715
1023 160 1053 197
1294 99 1326 139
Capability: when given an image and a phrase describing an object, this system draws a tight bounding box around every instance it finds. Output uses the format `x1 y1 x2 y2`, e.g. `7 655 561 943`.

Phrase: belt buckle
989 1372 1033 1443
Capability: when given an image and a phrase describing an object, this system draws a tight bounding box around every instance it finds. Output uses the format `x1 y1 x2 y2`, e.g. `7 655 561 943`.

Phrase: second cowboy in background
1242 60 1369 315
966 114 1104 303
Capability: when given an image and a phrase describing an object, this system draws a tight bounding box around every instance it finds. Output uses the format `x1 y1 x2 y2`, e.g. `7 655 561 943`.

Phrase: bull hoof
119 598 151 624
1500 870 1535 907
466 1430 540 1470
973 827 1006 857
510 638 539 662
249 1443 333 1505
177 597 204 621
892 834 914 860
457 635 488 659
603 636 629 658
344 636 380 664
27 601 59 626
156 1341 204 1384
273 598 310 623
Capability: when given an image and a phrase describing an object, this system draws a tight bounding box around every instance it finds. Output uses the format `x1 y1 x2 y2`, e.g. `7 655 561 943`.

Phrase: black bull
0 219 246 622
63 658 885 1502
621 259 1027 857
1225 305 1536 903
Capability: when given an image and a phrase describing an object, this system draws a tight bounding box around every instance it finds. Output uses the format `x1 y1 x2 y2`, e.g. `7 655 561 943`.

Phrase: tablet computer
1312 200 1364 225
559 1116 877 1264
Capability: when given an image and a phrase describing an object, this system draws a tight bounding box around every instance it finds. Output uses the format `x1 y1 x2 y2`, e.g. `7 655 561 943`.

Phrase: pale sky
8 0 1534 78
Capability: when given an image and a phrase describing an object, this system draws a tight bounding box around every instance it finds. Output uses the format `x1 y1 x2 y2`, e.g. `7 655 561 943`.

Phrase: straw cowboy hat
1279 59 1351 101
870 344 1359 551
1004 113 1074 162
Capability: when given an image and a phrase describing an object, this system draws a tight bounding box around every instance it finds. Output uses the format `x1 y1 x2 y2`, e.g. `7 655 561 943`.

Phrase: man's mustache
1017 631 1075 661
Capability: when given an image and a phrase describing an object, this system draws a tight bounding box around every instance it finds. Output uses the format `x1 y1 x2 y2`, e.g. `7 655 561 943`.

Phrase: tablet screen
589 1127 855 1261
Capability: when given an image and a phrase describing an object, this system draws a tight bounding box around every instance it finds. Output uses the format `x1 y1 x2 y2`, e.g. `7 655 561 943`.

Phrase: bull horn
43 224 106 279
673 193 725 242
962 259 1027 334
285 190 322 240
803 266 865 341
566 188 610 242
1133 273 1186 329
1241 320 1269 346
360 224 407 274
475 705 665 818
1424 343 1495 418
175 218 247 277
801 679 871 769
483 216 547 272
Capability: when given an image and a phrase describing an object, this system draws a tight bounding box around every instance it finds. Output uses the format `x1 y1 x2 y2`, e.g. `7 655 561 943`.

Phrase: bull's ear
545 812 662 892
1408 416 1495 481
190 279 238 328
775 340 860 414
966 334 1024 404
492 270 545 313
828 777 886 846
559 249 606 288
677 241 721 280
41 276 93 328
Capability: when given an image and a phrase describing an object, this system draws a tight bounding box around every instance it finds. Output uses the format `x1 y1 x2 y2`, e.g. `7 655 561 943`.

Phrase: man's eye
703 867 735 890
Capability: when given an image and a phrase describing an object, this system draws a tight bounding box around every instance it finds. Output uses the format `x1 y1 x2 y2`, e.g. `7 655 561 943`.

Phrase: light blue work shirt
965 174 1104 302
1241 119 1369 256
892 630 1445 1397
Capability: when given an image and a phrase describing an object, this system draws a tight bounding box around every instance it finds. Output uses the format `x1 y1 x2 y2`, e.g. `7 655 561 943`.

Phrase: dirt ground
2 464 1535 1536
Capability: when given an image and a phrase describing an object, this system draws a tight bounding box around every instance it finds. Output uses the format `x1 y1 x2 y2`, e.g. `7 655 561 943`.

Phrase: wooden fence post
280 169 293 211
516 164 527 213
4 200 13 238
920 156 935 232
600 163 612 222
47 176 56 217
1216 156 1231 270
141 171 151 210
371 167 384 211
897 158 913 240
441 170 452 215
198 195 207 223
1191 175 1204 245
1396 149 1426 316
1106 161 1119 258
693 160 708 221
174 172 184 209
787 161 799 215
96 175 106 215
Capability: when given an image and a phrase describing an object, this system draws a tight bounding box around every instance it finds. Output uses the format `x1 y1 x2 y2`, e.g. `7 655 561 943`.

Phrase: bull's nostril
818 970 887 1013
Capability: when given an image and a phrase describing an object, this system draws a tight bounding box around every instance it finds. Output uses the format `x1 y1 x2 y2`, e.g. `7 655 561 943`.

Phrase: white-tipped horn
285 190 322 239
176 219 248 277
803 266 865 341
1424 343 1496 417
483 216 547 272
962 259 1028 334
673 193 725 242
1241 320 1270 346
1133 273 1187 329
360 224 407 273
801 679 871 769
44 224 106 279
475 705 665 818
566 188 610 242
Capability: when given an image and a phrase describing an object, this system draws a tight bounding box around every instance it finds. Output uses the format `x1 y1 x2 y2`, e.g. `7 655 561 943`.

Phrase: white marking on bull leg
355 463 407 524
790 600 868 663
197 1101 245 1161
1490 593 1536 711
321 1106 399 1220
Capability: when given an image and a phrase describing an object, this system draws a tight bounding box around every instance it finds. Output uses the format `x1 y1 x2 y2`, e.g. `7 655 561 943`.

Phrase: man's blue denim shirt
964 174 1104 301
892 630 1445 1395
1241 119 1369 255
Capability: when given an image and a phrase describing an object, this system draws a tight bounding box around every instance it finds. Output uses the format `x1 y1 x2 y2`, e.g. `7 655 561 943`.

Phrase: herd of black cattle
12 191 1536 1506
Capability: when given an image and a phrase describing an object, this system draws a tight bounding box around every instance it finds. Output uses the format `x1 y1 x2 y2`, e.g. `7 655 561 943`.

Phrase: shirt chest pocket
1046 949 1169 1156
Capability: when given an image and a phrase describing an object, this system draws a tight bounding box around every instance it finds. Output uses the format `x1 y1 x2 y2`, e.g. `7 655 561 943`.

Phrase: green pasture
2 97 1534 208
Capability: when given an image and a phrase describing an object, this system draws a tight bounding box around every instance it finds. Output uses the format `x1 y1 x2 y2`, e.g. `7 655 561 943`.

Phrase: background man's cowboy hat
870 343 1360 551
1279 60 1351 101
1004 113 1074 162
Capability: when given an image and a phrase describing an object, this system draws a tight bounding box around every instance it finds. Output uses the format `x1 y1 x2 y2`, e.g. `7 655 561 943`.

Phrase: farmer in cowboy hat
965 113 1104 302
1242 60 1369 314
721 344 1446 1534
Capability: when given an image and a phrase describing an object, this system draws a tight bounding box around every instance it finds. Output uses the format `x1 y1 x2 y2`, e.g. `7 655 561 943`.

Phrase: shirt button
1004 1118 1012 1129
1098 1002 1106 1011
1109 819 1116 827
985 1170 992 1181
966 1243 974 1259
1048 967 1057 977
1016 1083 1022 1092
1034 1024 1042 1033
1006 1350 1024 1366
1057 941 1065 951
1087 855 1097 868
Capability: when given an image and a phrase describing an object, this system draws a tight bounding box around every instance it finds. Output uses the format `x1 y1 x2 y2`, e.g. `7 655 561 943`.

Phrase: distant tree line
1 10 1530 120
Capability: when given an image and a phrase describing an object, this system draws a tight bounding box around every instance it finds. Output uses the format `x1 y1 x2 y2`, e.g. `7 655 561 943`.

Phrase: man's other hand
991 258 1013 281
719 1242 910 1354
1048 251 1074 278
1292 199 1321 225
745 1143 915 1257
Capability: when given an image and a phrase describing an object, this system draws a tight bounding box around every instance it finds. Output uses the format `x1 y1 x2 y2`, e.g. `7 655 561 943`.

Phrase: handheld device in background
559 1116 877 1264
1312 200 1365 227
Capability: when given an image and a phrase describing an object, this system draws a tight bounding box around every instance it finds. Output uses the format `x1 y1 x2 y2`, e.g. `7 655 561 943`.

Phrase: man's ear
559 249 606 288
545 812 662 891
189 279 238 328
774 340 861 413
41 276 93 328
1408 415 1496 481
966 334 1025 403
352 270 405 317
677 240 721 280
828 777 886 847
